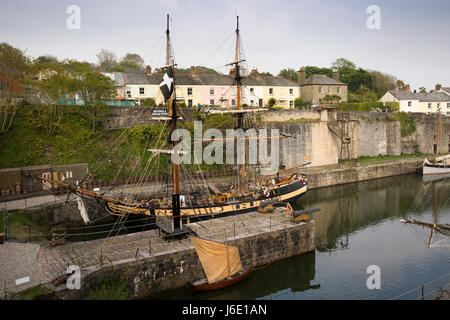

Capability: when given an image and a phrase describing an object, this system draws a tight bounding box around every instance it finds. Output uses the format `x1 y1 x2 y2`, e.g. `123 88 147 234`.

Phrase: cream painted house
112 67 301 109
379 90 450 115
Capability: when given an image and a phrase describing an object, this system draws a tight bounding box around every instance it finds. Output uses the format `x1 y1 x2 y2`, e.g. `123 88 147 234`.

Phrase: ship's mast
166 14 181 230
434 108 441 162
233 15 246 194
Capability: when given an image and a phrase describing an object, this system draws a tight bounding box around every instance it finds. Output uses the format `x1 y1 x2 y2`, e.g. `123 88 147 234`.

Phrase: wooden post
148 239 152 256
135 248 139 259
4 208 8 242
100 248 103 265
421 284 424 300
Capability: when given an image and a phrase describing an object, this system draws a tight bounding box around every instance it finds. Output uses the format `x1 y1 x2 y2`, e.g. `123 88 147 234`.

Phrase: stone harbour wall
55 219 314 299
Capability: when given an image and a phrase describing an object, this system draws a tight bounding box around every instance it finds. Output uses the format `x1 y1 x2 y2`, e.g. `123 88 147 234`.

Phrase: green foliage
294 97 310 109
16 285 52 300
384 102 399 112
304 66 333 78
173 66 218 74
323 94 342 104
203 113 234 130
278 68 298 82
337 102 384 112
385 112 416 137
142 98 156 107
119 53 144 70
86 276 131 300
268 98 277 107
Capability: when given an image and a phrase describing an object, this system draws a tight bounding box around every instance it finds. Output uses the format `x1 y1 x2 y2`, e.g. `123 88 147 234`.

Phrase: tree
278 68 297 82
304 66 333 78
419 87 427 93
35 55 59 64
396 80 406 90
27 60 71 135
367 70 397 97
332 58 356 71
259 71 273 76
0 43 32 135
119 53 145 70
97 49 118 72
65 60 115 132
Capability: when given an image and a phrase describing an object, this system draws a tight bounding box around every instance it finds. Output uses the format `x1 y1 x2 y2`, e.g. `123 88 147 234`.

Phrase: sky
1 0 450 91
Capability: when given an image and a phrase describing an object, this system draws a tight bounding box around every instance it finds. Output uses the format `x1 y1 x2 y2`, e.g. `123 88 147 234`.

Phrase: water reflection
163 174 449 300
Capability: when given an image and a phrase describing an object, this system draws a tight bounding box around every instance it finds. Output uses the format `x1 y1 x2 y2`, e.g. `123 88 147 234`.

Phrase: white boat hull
423 164 450 175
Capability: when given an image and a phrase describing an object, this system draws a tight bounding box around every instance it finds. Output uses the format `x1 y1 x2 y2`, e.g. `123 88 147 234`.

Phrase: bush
268 98 276 107
385 111 416 137
384 102 399 112
337 102 384 112
142 98 156 107
294 98 311 110
86 276 131 300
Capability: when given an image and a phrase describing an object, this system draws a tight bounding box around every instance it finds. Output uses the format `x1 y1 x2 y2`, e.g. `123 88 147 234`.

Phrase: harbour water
160 173 450 300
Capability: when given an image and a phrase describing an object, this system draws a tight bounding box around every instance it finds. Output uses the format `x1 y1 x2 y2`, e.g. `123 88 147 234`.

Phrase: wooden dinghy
190 236 252 291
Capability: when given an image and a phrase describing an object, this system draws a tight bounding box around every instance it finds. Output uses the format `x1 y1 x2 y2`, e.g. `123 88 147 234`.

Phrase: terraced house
104 66 300 108
380 84 450 115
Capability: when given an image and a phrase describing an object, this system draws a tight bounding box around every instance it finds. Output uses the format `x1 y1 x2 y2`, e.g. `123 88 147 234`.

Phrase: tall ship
34 15 308 235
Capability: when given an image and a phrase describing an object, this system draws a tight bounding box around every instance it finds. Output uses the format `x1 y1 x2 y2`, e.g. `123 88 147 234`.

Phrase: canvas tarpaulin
190 237 243 284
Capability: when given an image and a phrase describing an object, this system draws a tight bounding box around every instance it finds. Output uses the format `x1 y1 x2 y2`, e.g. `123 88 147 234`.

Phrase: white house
379 90 450 115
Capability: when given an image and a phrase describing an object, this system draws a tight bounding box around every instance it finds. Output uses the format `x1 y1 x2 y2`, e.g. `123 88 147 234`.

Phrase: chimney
145 65 152 76
435 83 442 91
297 67 306 85
405 84 410 92
190 66 196 76
332 69 339 81
250 68 258 77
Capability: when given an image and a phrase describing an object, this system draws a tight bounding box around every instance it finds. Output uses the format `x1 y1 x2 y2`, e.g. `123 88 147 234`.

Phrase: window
187 88 193 96
319 87 323 93
139 87 145 95
289 88 293 95
289 100 294 107
328 87 332 94
188 99 193 107
428 103 432 109
337 87 341 94
408 101 412 107
447 103 450 108
269 88 273 95
210 99 214 105
210 88 214 95
437 103 441 109
250 88 254 94
231 99 236 106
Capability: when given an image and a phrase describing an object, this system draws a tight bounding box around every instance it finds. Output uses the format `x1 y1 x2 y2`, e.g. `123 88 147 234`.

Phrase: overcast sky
1 0 449 91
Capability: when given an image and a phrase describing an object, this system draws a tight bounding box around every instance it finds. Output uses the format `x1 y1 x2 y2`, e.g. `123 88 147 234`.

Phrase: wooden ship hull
192 267 252 291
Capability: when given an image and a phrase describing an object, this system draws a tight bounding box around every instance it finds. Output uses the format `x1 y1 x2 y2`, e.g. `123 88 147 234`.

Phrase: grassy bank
0 210 62 241
0 107 232 180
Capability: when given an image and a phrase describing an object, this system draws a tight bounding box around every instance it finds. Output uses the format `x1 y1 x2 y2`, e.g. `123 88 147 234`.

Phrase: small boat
422 109 450 175
190 236 252 291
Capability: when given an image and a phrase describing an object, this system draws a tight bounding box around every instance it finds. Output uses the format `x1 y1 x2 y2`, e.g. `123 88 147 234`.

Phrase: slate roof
440 87 450 95
117 71 299 87
301 74 345 86
389 90 450 102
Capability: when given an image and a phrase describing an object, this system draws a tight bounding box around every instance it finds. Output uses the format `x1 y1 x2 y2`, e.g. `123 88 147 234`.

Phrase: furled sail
190 237 243 284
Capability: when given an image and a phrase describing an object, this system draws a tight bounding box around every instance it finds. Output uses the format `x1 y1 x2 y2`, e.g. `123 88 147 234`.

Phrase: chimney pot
298 67 306 85
405 84 410 92
190 66 196 76
332 69 339 81
145 65 152 76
